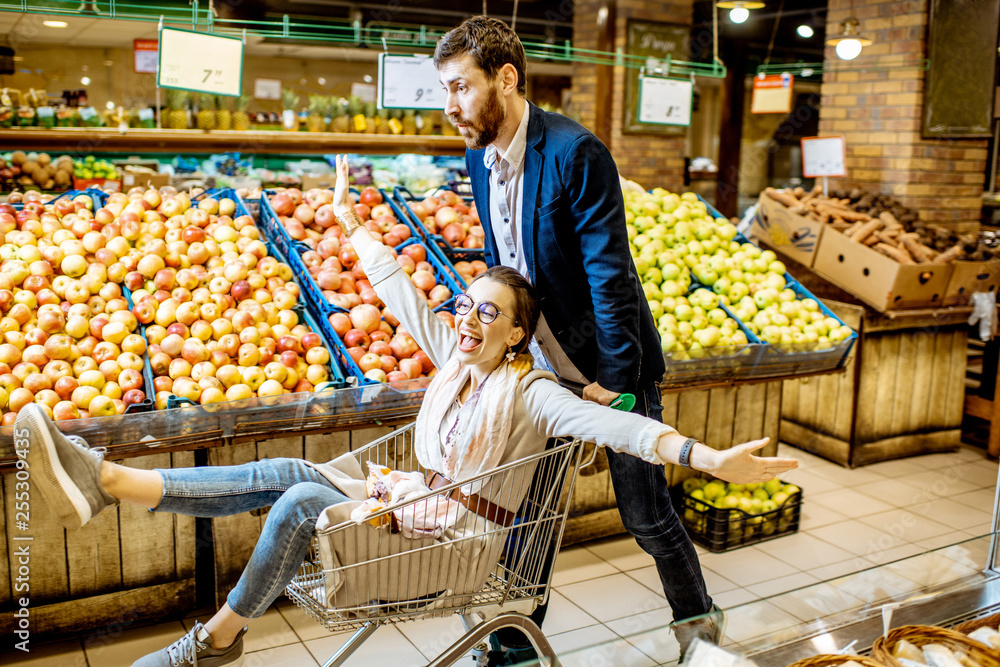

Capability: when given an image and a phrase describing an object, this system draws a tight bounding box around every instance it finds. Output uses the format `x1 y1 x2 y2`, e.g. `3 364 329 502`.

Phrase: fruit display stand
772 250 973 468
0 128 467 157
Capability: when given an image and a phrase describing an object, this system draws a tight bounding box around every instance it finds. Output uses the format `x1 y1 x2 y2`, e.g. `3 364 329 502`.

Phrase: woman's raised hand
333 154 352 216
710 438 798 485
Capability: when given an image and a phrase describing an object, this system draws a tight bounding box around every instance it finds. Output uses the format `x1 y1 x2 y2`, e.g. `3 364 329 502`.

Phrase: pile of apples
112 190 337 407
450 259 489 285
0 194 150 423
268 186 413 252
656 288 749 360
682 476 801 538
403 188 485 250
624 187 853 352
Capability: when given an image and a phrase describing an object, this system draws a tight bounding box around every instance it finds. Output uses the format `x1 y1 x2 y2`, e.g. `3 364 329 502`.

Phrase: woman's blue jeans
154 457 349 618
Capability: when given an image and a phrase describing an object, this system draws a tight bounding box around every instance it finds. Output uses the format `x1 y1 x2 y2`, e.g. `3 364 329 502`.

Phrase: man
434 16 722 663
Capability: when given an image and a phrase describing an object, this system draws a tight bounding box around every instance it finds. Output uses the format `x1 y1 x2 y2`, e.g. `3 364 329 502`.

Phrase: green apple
661 262 682 280
732 331 748 345
634 233 651 248
674 304 694 322
753 312 771 329
642 282 663 301
660 332 678 354
769 261 787 275
770 313 789 327
717 222 738 241
763 272 786 291
728 282 750 302
690 314 709 331
712 277 732 296
707 308 728 327
661 280 684 298
801 298 820 312
779 301 799 318
644 266 663 285
754 287 779 310
761 325 782 344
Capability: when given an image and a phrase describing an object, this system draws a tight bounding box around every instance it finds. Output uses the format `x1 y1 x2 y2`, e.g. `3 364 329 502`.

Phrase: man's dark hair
434 16 527 96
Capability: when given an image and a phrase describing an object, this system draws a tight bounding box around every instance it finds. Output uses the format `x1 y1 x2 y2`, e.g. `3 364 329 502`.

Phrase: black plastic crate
671 479 803 552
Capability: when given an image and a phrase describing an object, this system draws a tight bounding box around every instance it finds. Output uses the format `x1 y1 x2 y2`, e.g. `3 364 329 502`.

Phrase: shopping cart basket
285 422 589 666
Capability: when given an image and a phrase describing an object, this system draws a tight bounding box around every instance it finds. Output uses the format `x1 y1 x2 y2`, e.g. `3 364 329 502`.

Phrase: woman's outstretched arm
522 374 797 484
332 155 457 370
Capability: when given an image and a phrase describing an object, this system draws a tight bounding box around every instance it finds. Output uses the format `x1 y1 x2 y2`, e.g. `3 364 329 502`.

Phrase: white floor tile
914 530 980 551
83 620 189 667
951 488 997 511
831 566 922 606
0 640 86 666
950 462 1000 489
911 451 984 471
394 614 474 661
550 545 618 587
605 607 674 637
541 590 601 636
851 478 929 507
919 497 993 532
862 542 926 567
722 601 801 644
807 559 868 582
898 470 980 497
808 488 895 519
862 457 931 478
584 534 655 572
558 573 669 622
859 508 953 544
696 547 801 586
625 564 666 598
809 519 905 557
305 625 426 666
244 641 320 667
754 532 854 569
805 464 885 488
776 468 842 496
275 597 331 642
799 502 848 531
712 587 759 609
884 550 982 590
745 571 820 598
621 625 682 665
765 581 865 623
549 625 655 667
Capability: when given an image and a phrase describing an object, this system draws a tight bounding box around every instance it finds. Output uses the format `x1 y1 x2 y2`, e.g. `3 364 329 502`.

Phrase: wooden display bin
0 450 196 638
781 302 968 467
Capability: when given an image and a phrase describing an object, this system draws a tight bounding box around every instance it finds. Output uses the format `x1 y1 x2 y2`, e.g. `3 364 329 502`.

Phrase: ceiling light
729 7 749 23
363 74 373 83
827 17 873 60
80 76 91 85
317 77 326 85
716 1 764 9
106 101 115 109
797 24 814 38
43 20 68 28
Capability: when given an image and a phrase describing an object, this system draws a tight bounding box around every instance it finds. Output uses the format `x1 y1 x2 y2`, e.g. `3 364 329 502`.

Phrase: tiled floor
5 443 998 666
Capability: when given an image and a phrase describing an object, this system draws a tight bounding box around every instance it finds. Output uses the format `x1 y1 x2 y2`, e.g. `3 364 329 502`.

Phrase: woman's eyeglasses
454 293 517 325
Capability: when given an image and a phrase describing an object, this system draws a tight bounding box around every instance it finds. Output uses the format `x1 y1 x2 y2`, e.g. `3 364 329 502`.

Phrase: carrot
875 243 915 264
899 234 933 263
936 244 964 263
848 218 884 244
764 187 801 208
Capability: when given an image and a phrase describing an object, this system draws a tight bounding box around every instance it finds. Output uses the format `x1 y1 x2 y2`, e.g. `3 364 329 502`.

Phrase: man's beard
450 86 505 150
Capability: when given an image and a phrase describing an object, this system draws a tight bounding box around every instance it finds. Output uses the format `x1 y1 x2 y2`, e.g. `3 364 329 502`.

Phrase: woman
20 156 796 667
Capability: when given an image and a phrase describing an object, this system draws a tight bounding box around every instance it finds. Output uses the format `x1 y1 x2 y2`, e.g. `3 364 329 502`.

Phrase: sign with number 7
158 27 243 97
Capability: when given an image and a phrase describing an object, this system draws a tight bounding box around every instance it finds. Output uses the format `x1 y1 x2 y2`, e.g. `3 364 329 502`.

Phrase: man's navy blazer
466 101 665 394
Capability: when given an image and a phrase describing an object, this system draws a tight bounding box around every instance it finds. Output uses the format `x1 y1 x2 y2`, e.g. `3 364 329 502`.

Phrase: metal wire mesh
285 422 585 636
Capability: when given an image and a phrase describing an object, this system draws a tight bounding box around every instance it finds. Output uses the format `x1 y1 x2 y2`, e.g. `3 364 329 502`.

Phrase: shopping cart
285 422 589 666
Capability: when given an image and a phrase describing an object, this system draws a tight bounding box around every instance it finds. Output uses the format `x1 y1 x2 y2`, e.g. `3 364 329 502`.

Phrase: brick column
570 0 694 191
819 0 987 226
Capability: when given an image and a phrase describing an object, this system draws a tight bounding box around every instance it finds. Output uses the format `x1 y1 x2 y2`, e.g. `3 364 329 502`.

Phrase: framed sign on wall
622 19 691 136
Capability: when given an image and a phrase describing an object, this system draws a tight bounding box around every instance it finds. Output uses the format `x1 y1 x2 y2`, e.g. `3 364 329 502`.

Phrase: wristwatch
678 437 699 468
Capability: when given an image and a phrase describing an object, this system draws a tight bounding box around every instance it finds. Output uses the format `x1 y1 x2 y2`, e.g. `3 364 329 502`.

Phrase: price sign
802 136 847 177
134 39 158 74
157 27 243 97
377 53 446 110
751 73 794 114
637 76 693 126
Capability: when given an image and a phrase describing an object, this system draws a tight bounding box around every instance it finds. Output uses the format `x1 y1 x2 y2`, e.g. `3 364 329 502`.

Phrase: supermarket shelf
0 128 468 156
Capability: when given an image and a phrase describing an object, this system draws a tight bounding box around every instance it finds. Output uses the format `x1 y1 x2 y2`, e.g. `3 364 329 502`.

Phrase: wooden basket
786 653 888 667
871 625 1000 667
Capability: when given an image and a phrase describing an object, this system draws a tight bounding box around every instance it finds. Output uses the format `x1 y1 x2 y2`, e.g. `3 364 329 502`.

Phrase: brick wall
819 0 987 225
570 0 694 191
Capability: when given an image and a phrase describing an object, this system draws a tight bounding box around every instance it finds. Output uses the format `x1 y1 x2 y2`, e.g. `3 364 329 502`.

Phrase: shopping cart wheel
471 641 490 666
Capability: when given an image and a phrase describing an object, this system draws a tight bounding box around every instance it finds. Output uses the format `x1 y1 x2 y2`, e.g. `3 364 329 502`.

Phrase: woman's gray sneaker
17 403 118 530
132 622 247 667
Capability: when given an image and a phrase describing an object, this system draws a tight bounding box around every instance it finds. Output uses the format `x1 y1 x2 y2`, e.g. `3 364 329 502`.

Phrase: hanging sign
802 136 847 177
377 53 446 110
751 73 794 114
637 76 693 126
253 78 281 100
134 39 158 74
157 27 243 97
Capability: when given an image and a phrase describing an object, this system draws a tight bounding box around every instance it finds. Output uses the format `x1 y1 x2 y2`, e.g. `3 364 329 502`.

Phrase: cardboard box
72 178 120 192
943 259 1000 306
301 174 335 190
750 193 826 267
812 227 954 311
121 172 170 189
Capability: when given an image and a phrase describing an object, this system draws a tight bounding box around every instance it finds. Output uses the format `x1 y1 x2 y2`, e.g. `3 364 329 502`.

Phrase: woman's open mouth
458 329 482 352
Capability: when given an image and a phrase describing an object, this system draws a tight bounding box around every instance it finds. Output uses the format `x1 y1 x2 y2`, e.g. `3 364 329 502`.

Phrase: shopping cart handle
610 393 636 411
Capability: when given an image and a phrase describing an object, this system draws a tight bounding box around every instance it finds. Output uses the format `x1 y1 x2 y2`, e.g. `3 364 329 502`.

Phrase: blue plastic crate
119 285 157 415
392 185 485 277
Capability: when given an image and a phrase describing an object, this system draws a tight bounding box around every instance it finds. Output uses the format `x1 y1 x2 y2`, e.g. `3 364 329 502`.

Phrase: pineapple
440 110 458 136
215 96 232 131
375 107 390 134
330 98 349 133
306 95 326 133
166 90 188 130
417 110 436 136
347 96 366 133
281 88 300 131
196 93 216 130
401 109 417 135
363 102 377 134
232 94 251 131
387 108 404 135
